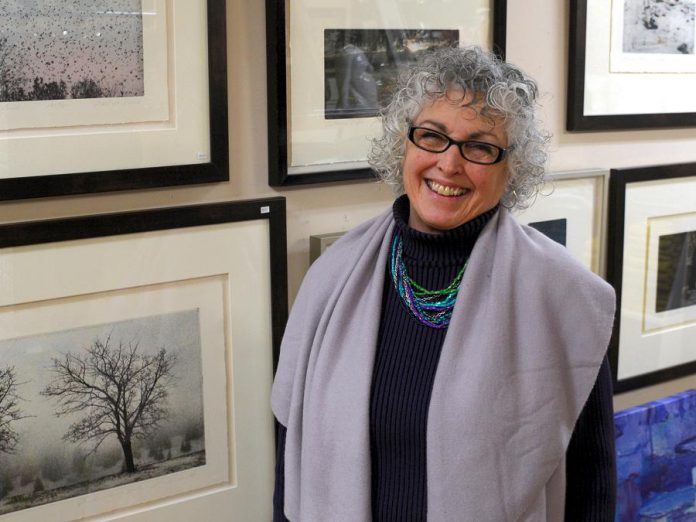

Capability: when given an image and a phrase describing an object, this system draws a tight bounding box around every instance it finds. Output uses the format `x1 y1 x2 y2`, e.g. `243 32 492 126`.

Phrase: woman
272 46 616 521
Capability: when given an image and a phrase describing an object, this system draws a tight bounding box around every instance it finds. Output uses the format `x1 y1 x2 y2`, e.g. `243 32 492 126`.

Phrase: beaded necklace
389 232 467 329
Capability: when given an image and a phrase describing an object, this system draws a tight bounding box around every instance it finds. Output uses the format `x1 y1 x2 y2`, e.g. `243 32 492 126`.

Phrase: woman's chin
410 210 467 233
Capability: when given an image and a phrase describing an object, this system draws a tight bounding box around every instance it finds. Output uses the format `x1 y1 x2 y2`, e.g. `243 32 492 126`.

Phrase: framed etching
568 0 696 131
513 169 606 275
0 197 287 520
266 0 507 186
608 163 696 392
0 0 228 201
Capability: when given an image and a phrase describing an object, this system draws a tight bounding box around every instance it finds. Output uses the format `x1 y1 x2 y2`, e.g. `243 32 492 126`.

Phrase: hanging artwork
0 0 229 200
608 162 696 391
323 29 460 120
568 0 696 130
0 311 205 515
266 0 507 185
0 197 288 520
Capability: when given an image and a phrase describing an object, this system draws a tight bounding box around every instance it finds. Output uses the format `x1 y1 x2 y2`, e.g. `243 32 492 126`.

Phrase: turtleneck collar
392 194 499 266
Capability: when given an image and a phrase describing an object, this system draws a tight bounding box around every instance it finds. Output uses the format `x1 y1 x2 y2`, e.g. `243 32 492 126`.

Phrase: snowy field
0 451 205 516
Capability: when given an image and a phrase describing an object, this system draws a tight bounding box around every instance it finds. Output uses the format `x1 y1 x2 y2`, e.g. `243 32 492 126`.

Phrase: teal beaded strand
390 233 467 329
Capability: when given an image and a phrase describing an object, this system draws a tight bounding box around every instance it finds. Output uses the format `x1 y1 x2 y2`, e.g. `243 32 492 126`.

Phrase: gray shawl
272 207 615 521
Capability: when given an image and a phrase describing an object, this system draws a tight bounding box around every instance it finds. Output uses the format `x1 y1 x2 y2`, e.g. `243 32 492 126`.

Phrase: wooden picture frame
0 197 287 519
266 0 507 186
0 0 228 201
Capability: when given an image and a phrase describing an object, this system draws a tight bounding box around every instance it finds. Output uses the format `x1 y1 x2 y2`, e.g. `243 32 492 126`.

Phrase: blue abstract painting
615 389 696 521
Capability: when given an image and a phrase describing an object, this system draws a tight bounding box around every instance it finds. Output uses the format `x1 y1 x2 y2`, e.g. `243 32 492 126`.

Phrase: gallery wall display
513 169 607 275
0 197 287 520
615 389 696 520
568 0 696 131
0 0 228 201
266 0 507 186
608 163 696 392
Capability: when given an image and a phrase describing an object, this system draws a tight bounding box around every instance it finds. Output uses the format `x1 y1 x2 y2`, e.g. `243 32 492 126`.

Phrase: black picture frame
266 0 508 187
568 0 696 131
608 163 696 392
0 197 287 370
0 197 288 520
0 0 229 201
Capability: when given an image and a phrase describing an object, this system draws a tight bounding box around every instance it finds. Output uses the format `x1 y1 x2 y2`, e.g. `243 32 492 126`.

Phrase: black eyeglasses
408 126 513 165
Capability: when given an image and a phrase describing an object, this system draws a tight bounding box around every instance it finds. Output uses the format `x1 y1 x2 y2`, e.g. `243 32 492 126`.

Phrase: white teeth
427 180 466 197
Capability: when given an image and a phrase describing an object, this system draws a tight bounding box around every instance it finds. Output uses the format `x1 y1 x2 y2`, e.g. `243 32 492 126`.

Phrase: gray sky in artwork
0 309 204 462
0 0 144 96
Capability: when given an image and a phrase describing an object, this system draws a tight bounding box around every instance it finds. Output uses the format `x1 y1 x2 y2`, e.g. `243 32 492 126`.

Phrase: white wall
1 0 695 409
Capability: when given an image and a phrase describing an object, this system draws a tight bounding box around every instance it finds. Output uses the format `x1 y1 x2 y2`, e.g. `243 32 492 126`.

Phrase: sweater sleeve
273 423 290 522
564 356 616 521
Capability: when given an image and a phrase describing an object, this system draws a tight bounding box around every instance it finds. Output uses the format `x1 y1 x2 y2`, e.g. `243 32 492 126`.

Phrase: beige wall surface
2 0 696 409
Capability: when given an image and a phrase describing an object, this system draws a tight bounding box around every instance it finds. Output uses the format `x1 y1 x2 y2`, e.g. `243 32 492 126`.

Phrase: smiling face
402 94 511 234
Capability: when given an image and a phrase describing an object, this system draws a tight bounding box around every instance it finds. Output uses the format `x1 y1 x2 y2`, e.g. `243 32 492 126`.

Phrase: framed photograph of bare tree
568 0 696 130
266 0 507 186
0 0 228 201
608 163 696 392
0 197 288 520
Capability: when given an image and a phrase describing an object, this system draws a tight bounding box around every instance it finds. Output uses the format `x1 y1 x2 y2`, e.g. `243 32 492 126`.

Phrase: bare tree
42 336 176 473
0 366 24 454
0 37 27 101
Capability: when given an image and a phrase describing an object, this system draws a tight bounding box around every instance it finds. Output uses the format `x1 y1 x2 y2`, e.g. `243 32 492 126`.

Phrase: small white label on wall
260 206 270 214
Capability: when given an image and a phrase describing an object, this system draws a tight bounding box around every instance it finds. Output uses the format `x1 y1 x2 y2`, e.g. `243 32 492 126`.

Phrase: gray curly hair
367 45 549 209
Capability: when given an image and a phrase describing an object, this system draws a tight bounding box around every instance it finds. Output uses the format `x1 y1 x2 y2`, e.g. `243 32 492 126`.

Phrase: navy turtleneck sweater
369 197 498 521
274 196 615 521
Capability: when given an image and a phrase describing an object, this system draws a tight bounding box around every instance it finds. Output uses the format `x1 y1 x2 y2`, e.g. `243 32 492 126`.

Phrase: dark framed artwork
0 197 287 519
608 163 696 392
568 0 696 131
0 0 228 201
266 0 507 186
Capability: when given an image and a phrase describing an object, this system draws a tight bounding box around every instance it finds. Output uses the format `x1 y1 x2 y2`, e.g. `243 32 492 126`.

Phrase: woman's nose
436 144 465 176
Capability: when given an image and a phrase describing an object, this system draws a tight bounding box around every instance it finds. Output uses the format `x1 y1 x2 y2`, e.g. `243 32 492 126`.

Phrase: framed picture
0 197 287 520
568 0 696 131
0 0 228 201
513 169 607 275
608 163 696 392
266 0 507 186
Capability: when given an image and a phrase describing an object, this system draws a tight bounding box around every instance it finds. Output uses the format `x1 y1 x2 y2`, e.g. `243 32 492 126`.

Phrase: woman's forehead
415 95 506 136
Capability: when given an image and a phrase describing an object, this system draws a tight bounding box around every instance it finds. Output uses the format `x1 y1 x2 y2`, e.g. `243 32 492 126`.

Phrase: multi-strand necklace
390 232 467 329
